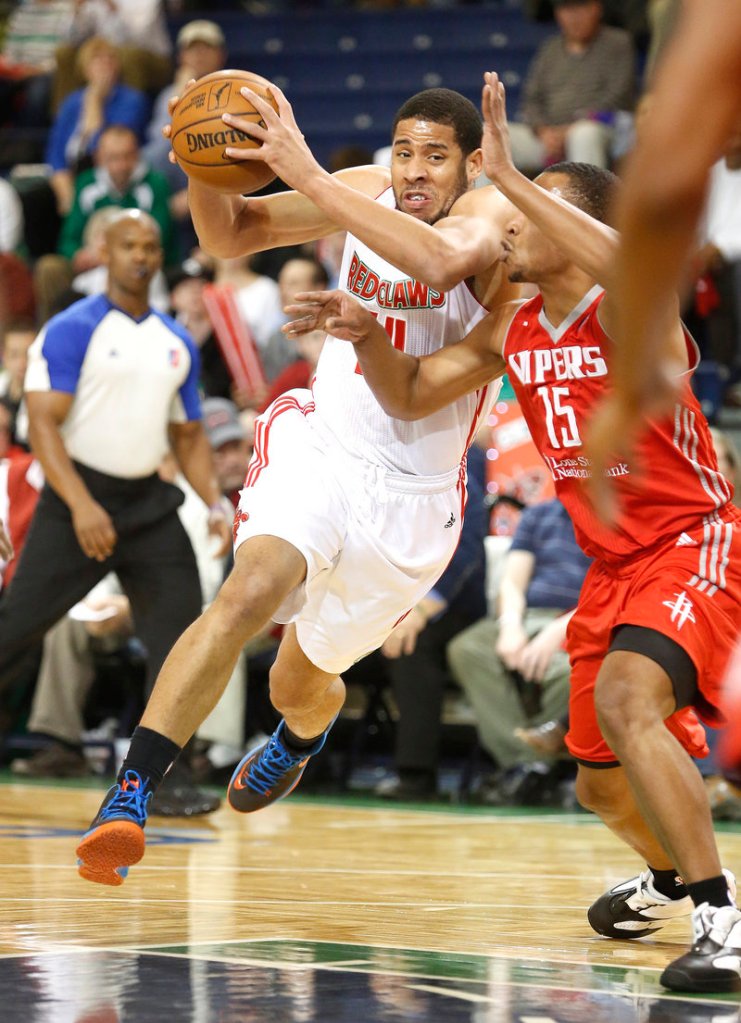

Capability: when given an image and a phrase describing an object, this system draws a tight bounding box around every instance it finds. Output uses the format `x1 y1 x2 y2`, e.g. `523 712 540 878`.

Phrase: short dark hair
537 161 619 224
392 88 482 156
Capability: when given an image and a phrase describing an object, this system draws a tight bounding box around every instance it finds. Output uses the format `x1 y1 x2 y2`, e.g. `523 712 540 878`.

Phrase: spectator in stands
144 19 226 253
35 124 177 322
374 441 489 801
0 319 34 447
0 209 231 815
143 18 226 199
509 0 636 172
0 395 41 589
259 329 326 412
262 257 329 383
689 125 741 409
0 0 74 131
447 497 591 802
55 0 172 102
45 37 150 217
212 254 285 408
167 260 234 400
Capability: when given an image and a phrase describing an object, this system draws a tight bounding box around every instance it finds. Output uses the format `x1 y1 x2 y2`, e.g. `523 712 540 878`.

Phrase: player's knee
211 568 279 639
594 674 660 748
575 764 625 816
268 667 306 717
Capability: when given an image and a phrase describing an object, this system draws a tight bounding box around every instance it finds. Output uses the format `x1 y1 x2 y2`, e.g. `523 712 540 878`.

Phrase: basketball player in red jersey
285 72 741 993
584 2 741 803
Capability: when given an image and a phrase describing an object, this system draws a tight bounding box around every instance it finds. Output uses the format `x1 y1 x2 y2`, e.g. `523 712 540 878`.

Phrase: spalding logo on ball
171 69 279 195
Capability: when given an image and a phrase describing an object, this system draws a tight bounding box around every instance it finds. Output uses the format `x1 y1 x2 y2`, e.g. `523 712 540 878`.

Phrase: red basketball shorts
566 507 741 765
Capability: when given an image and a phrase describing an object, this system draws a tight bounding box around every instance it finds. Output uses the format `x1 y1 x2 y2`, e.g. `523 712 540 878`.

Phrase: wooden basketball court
1 777 740 1021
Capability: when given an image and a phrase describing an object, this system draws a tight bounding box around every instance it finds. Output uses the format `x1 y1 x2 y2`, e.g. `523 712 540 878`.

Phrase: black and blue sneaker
228 719 331 813
76 770 152 886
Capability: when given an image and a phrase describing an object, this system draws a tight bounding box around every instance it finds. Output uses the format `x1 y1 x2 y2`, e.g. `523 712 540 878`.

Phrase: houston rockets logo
662 590 696 630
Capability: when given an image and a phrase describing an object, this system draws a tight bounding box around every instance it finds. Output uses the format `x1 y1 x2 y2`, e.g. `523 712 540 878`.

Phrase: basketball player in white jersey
77 86 520 886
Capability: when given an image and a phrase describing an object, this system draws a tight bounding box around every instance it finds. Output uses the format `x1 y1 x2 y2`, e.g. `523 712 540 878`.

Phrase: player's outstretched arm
480 72 618 288
611 0 741 416
285 291 511 420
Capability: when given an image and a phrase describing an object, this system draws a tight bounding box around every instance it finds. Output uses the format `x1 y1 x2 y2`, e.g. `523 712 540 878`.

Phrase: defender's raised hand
284 290 384 346
481 71 516 184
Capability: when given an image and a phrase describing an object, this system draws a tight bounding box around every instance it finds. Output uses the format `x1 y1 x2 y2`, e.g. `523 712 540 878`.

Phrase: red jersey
502 286 732 564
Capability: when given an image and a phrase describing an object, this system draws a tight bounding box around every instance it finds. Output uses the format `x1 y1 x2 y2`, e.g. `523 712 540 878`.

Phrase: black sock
687 874 733 909
118 726 182 792
283 725 325 754
649 865 688 900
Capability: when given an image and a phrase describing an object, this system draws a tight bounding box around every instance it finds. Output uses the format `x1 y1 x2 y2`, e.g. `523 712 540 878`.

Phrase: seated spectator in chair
374 441 489 802
0 0 74 131
45 37 150 218
35 125 177 322
508 0 635 173
447 497 591 801
167 260 234 401
0 320 34 448
55 0 172 102
143 19 226 255
261 257 329 384
686 124 741 409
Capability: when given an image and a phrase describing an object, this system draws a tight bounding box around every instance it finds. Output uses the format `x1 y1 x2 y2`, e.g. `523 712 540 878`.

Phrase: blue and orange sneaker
228 719 331 813
76 770 152 886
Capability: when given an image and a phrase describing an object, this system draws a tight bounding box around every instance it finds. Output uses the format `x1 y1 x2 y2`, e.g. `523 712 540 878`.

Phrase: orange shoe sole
76 820 145 887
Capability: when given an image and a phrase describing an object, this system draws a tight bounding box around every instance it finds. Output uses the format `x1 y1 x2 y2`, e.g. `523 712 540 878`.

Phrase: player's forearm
187 181 256 258
303 172 484 291
353 331 425 421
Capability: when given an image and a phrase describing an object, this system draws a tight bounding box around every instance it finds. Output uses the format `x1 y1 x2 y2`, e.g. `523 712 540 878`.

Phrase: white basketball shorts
233 390 465 674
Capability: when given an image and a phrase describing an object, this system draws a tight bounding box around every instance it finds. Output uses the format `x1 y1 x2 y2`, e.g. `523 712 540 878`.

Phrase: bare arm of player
285 290 514 420
611 0 741 416
221 84 506 291
26 390 117 562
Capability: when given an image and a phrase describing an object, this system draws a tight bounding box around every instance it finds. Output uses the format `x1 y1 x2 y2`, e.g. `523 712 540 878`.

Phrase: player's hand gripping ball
171 69 278 194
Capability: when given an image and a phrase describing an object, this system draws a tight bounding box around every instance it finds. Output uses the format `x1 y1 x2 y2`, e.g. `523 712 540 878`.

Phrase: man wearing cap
508 0 636 172
144 20 227 251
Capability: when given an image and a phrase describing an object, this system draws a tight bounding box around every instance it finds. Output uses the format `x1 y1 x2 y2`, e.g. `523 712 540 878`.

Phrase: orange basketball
171 69 279 195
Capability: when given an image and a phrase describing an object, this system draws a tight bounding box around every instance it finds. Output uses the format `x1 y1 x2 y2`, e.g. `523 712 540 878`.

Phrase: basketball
171 69 279 195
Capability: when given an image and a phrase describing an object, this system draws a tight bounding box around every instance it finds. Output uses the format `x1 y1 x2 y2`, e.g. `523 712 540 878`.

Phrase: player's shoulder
449 183 512 224
333 164 391 198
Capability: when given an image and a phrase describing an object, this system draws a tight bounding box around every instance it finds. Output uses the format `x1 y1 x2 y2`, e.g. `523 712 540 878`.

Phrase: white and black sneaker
588 869 736 939
660 902 741 992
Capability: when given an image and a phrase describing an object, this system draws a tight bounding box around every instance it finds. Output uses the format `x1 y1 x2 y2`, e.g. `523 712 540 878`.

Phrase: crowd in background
0 0 740 817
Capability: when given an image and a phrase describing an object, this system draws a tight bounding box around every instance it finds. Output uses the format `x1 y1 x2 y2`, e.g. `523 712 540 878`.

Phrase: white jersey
312 187 497 478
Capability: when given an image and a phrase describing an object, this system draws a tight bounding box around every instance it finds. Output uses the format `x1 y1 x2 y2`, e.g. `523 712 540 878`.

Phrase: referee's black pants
0 463 203 701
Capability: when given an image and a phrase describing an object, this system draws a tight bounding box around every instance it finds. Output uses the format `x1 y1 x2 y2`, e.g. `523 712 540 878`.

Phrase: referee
0 209 231 815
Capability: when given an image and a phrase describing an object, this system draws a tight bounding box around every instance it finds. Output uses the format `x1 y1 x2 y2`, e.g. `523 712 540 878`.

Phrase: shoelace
99 770 151 825
247 737 303 795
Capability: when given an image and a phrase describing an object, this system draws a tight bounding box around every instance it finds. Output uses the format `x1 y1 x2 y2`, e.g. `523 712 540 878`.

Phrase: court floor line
2 941 739 1010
